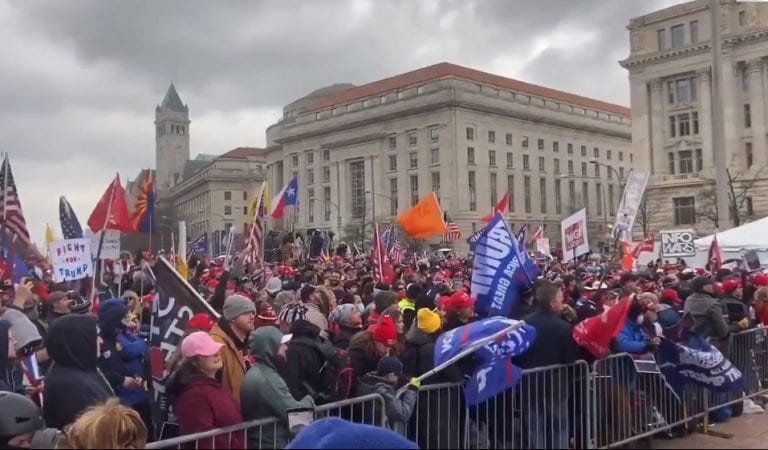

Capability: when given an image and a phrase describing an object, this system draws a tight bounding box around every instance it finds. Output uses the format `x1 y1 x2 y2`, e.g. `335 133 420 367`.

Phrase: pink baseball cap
181 331 224 358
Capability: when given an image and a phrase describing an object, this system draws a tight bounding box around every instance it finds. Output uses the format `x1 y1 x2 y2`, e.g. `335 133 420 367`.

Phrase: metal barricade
314 393 388 427
400 382 465 449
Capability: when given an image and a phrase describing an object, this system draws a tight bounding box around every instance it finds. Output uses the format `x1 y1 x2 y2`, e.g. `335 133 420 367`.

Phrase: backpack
299 338 354 404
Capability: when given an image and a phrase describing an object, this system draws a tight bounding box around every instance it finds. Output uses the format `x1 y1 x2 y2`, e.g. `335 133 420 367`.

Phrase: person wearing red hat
441 291 475 331
751 273 768 288
720 278 751 330
347 315 398 385
187 313 215 333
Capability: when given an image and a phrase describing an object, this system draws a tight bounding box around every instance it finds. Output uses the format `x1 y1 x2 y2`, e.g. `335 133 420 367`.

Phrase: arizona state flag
397 192 447 239
131 170 154 233
88 174 134 233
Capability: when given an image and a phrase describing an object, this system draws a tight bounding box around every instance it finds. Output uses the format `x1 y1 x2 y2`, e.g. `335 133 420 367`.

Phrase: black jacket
332 324 361 350
281 320 326 401
43 315 113 429
515 308 579 369
402 325 463 384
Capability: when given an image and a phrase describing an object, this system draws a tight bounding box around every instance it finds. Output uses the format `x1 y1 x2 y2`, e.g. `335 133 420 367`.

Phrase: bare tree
697 167 761 229
636 194 662 237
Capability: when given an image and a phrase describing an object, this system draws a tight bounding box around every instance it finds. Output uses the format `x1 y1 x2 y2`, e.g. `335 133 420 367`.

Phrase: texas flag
270 176 298 219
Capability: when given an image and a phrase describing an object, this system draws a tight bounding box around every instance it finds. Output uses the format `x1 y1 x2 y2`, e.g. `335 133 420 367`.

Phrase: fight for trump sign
561 208 589 262
660 229 695 258
49 238 93 282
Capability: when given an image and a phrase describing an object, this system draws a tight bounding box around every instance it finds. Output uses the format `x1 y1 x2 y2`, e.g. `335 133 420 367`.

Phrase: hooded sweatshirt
241 327 314 449
43 315 113 429
0 320 16 392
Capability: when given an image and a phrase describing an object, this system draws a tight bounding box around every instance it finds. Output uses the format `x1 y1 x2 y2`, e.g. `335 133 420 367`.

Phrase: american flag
379 223 395 253
0 156 30 246
318 249 329 264
389 240 402 263
59 196 84 239
443 213 461 242
244 184 266 269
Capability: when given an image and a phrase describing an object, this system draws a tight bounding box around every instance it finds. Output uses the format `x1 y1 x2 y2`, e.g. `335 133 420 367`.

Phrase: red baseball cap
373 315 398 346
751 273 768 287
444 291 475 312
721 279 742 295
661 288 682 305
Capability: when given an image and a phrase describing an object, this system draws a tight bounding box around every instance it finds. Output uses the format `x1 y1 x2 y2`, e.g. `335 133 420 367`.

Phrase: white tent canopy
695 216 768 252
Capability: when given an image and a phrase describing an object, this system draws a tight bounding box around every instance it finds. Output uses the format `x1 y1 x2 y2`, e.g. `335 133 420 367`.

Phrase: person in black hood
0 320 18 393
280 320 328 402
43 315 113 429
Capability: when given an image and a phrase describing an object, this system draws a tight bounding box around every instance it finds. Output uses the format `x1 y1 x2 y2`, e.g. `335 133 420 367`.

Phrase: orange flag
397 192 448 239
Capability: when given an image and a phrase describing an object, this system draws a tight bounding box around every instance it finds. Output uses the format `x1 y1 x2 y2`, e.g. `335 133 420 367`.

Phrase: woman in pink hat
166 332 245 449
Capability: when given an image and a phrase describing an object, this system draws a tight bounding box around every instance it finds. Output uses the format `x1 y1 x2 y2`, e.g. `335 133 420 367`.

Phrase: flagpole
91 175 117 302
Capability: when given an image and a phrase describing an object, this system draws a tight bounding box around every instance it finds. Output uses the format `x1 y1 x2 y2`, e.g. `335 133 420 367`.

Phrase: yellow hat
417 308 441 334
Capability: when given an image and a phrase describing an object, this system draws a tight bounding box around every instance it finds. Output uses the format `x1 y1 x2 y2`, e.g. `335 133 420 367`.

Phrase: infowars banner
660 229 696 258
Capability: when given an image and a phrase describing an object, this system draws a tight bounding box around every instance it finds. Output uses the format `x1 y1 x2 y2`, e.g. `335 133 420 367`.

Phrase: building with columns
265 63 633 252
622 0 768 236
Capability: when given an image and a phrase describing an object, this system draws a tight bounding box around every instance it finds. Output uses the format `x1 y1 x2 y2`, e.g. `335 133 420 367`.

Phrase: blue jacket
615 320 649 354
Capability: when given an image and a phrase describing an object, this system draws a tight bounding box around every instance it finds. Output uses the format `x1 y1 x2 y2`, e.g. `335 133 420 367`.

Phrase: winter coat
332 324 362 350
210 320 249 409
720 295 750 323
43 315 113 430
356 372 417 429
241 327 315 449
684 292 730 340
281 320 326 401
614 320 650 354
516 309 579 369
303 303 329 335
0 321 17 393
347 331 382 384
166 368 244 449
397 298 416 332
402 325 463 383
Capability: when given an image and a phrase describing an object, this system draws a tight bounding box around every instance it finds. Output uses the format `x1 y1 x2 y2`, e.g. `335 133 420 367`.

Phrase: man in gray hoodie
684 277 733 351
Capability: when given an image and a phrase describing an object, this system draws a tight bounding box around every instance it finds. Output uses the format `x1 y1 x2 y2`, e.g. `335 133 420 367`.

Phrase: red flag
632 235 655 258
573 296 631 359
480 192 509 222
88 175 134 233
708 234 722 273
528 225 544 244
373 223 394 284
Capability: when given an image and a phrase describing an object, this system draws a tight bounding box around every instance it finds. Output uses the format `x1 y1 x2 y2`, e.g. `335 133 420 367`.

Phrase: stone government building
265 62 633 253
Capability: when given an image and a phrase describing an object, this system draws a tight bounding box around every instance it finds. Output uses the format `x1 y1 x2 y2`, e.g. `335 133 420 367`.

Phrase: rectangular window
671 24 685 48
540 178 547 213
747 197 754 217
307 152 314 165
695 148 703 172
657 28 666 51
690 20 699 43
606 149 612 160
489 150 497 167
742 66 750 92
389 136 397 149
430 127 439 142
322 149 330 162
568 160 574 175
308 188 314 223
607 165 613 179
553 141 559 152
583 182 590 213
554 158 560 174
678 113 690 136
507 175 515 212
630 153 633 163
746 142 754 167
596 183 602 216
594 164 600 178
410 175 419 206
555 179 562 214
322 166 331 182
467 147 475 164
581 162 587 177
569 180 576 211
389 155 397 171
524 176 532 213
488 130 496 143
466 127 475 141
608 184 615 216
739 10 747 26
490 173 498 208
224 205 232 216
523 154 530 170
468 171 477 211
243 191 247 201
594 147 599 158
581 145 587 157
430 147 440 165
668 152 676 174
745 104 752 128
667 80 675 104
506 152 514 169
307 168 315 184
522 136 529 148
389 178 398 216
679 150 693 174
669 115 677 138
674 197 696 225
408 131 417 146
567 143 573 154
432 172 441 203
537 138 545 150
506 133 513 146
409 152 418 169
693 111 699 135
538 156 545 172
619 166 625 179
323 187 331 221
292 154 299 167
350 160 366 219
224 191 232 201
619 151 624 161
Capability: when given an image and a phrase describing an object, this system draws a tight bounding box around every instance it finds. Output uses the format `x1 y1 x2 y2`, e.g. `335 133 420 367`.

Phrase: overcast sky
1 0 680 246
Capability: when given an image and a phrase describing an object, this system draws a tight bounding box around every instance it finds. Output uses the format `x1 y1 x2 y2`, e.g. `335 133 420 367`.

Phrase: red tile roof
219 147 265 159
309 62 630 117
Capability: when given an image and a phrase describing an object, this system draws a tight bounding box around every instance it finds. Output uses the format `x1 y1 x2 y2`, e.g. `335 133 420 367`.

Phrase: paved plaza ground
652 412 768 449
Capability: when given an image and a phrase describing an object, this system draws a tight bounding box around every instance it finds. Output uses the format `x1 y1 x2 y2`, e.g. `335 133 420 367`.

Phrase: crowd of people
0 240 766 449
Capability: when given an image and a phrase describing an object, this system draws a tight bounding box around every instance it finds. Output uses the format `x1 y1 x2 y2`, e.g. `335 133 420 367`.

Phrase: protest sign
660 229 695 258
561 209 589 262
49 238 93 281
614 171 649 241
87 229 121 260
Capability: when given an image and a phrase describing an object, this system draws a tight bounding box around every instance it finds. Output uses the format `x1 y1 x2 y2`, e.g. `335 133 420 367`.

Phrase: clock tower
155 83 190 199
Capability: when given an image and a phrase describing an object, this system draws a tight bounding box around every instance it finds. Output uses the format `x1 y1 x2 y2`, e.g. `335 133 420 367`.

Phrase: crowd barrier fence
147 327 768 449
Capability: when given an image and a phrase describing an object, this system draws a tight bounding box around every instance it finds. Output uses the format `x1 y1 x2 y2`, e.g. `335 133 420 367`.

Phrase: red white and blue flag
270 176 298 219
0 156 30 246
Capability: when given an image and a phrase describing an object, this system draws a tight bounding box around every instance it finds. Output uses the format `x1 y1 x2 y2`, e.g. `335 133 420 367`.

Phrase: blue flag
59 196 84 239
434 316 536 406
187 234 208 258
658 337 744 394
516 224 528 251
471 214 533 317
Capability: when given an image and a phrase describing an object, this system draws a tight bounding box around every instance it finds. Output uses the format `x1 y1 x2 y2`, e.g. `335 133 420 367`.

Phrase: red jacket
175 377 245 449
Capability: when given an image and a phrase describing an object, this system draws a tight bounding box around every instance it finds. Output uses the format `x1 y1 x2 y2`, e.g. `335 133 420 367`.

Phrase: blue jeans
527 394 569 449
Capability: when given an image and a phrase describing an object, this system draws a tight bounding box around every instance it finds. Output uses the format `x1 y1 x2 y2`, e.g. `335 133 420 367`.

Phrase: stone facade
622 0 768 236
155 84 191 198
266 63 632 253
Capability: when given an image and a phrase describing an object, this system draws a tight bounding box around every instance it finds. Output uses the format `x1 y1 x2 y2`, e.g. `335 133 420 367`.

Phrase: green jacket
356 372 417 430
241 327 315 449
